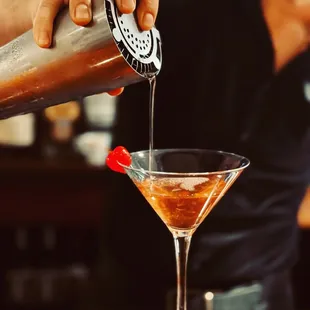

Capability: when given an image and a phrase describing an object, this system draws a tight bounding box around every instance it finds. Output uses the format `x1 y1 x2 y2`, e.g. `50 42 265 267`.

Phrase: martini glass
119 149 250 310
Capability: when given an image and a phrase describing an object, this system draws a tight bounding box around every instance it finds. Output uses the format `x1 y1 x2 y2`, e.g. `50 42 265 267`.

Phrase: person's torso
109 0 310 285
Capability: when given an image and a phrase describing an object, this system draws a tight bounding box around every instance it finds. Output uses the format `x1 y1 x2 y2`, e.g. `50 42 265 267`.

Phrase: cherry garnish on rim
106 146 132 174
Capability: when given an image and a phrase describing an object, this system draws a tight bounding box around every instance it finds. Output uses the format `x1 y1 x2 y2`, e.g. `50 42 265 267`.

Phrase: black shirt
101 0 310 307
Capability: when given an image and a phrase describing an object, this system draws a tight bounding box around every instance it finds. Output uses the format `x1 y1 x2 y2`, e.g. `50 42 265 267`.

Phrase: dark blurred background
0 93 309 310
0 94 114 310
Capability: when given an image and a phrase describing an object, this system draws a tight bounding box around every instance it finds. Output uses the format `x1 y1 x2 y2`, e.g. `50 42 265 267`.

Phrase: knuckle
70 0 91 6
39 0 55 9
41 0 63 11
37 0 55 16
143 0 158 10
34 0 63 24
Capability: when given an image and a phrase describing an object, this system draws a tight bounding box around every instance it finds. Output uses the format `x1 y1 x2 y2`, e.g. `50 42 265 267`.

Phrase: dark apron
166 271 294 310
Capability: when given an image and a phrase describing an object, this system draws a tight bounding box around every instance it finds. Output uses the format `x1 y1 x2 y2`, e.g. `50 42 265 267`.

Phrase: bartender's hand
32 0 158 48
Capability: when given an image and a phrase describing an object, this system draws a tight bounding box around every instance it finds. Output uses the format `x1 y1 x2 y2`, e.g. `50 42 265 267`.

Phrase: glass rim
118 148 250 176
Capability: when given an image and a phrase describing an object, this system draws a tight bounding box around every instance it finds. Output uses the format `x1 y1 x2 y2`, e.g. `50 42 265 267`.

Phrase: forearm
262 0 310 72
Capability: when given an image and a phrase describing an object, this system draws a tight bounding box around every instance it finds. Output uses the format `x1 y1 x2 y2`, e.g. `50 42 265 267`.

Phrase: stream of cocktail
148 76 156 171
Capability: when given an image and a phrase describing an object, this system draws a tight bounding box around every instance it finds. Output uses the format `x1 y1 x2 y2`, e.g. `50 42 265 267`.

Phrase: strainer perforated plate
105 0 162 77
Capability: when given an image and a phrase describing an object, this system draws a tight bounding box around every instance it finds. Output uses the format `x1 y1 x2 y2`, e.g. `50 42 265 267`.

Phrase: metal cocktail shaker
0 0 162 119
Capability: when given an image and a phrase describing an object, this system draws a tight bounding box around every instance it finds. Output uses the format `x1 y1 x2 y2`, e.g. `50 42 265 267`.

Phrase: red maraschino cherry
106 146 132 174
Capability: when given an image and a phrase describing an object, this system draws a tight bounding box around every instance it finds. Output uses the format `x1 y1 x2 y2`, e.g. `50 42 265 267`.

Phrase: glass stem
173 234 192 310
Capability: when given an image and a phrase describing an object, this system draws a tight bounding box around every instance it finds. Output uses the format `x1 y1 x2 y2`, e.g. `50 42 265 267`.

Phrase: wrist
262 0 309 71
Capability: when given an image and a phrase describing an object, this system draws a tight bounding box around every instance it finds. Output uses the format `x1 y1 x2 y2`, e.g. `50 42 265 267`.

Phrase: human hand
33 0 159 48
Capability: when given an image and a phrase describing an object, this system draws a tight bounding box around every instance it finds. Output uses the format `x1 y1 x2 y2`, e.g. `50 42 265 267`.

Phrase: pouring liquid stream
148 76 156 173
